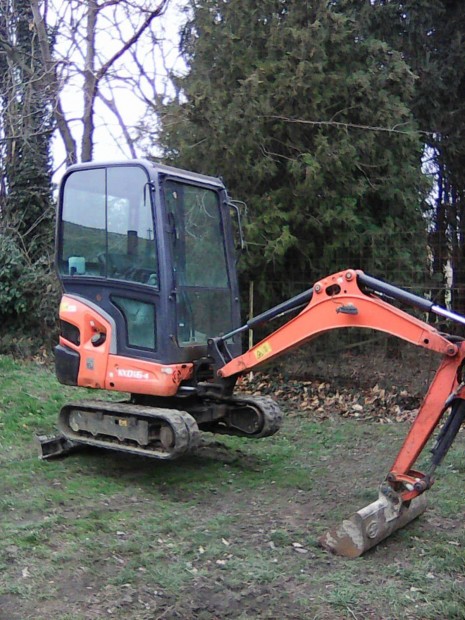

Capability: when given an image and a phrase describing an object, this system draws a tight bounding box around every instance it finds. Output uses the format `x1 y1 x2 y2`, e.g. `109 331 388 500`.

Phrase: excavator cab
55 160 242 384
50 160 280 462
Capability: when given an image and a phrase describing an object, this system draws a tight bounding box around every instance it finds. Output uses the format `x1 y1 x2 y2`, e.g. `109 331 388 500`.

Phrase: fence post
249 280 254 380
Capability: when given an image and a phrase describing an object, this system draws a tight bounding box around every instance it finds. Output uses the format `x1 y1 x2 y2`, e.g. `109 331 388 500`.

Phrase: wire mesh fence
243 243 459 392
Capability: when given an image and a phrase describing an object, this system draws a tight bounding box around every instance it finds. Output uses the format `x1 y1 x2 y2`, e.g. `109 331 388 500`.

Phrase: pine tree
370 0 465 311
157 0 429 307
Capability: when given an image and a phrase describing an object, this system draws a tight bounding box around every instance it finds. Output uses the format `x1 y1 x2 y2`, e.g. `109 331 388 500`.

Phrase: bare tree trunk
429 165 448 307
450 189 465 319
81 0 98 162
30 0 78 165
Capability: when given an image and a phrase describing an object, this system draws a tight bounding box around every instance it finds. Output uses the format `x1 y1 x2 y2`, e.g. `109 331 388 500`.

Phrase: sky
52 0 186 180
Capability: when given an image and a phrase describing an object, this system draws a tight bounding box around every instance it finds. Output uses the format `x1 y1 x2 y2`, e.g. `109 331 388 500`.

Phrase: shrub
0 233 60 352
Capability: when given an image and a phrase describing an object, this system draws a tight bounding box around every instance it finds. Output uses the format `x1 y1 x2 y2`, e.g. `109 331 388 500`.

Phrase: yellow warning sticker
254 341 272 360
60 302 77 313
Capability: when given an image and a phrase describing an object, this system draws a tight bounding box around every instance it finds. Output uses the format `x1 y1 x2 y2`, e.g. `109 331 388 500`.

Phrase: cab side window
112 296 156 350
61 168 106 275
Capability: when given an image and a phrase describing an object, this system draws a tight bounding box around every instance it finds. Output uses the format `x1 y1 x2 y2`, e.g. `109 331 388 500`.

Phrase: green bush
0 233 60 351
0 235 30 316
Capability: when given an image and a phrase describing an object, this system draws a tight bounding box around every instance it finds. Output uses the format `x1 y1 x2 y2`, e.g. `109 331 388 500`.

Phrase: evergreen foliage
157 0 429 307
0 3 57 336
0 234 58 338
0 3 55 257
370 0 465 311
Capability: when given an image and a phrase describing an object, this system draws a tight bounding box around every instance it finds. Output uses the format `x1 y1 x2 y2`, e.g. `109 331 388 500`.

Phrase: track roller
58 400 200 459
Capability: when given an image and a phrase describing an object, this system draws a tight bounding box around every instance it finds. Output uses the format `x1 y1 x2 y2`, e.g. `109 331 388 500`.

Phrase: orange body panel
104 355 193 396
59 295 193 397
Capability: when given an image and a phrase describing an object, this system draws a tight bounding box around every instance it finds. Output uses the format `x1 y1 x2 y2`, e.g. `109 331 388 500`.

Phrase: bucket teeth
320 490 427 558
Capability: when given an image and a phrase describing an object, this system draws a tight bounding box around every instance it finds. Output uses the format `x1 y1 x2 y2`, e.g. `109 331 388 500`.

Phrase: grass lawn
0 355 464 619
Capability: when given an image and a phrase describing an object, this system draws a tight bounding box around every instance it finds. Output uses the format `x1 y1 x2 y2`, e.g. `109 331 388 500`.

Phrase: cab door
162 178 239 352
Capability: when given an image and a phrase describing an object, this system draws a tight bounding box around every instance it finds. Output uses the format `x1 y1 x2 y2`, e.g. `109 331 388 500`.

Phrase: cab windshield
58 165 158 287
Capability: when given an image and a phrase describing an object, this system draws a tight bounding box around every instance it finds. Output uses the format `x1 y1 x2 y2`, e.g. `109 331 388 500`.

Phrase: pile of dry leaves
238 373 422 423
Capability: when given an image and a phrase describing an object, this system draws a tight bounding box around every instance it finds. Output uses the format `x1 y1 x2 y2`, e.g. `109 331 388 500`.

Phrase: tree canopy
0 0 465 340
370 0 465 310
157 0 430 306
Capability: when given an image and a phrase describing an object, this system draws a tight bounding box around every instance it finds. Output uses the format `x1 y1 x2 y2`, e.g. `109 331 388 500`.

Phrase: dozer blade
320 490 427 558
35 433 81 459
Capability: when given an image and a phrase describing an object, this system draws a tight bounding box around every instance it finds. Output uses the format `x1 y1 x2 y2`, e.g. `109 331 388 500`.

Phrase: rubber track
221 395 283 438
58 400 200 459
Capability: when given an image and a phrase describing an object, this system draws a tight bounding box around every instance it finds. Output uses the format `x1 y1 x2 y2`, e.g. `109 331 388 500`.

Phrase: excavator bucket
320 490 427 558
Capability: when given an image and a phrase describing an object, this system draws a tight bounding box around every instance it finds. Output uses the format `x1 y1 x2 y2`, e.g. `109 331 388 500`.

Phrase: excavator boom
209 269 465 556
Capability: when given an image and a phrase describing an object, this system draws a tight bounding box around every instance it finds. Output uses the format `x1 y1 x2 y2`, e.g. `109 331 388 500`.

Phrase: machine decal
254 341 272 360
117 369 150 380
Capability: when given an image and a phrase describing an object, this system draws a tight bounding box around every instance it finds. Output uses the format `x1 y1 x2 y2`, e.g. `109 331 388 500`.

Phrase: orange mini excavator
39 159 465 557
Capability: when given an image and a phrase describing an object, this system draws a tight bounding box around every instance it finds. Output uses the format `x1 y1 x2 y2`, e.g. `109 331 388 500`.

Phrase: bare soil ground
1 426 463 620
0 431 425 619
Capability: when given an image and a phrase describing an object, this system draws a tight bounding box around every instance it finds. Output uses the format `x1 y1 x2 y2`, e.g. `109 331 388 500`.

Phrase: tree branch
95 1 168 83
97 86 138 158
265 115 433 137
30 0 78 164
